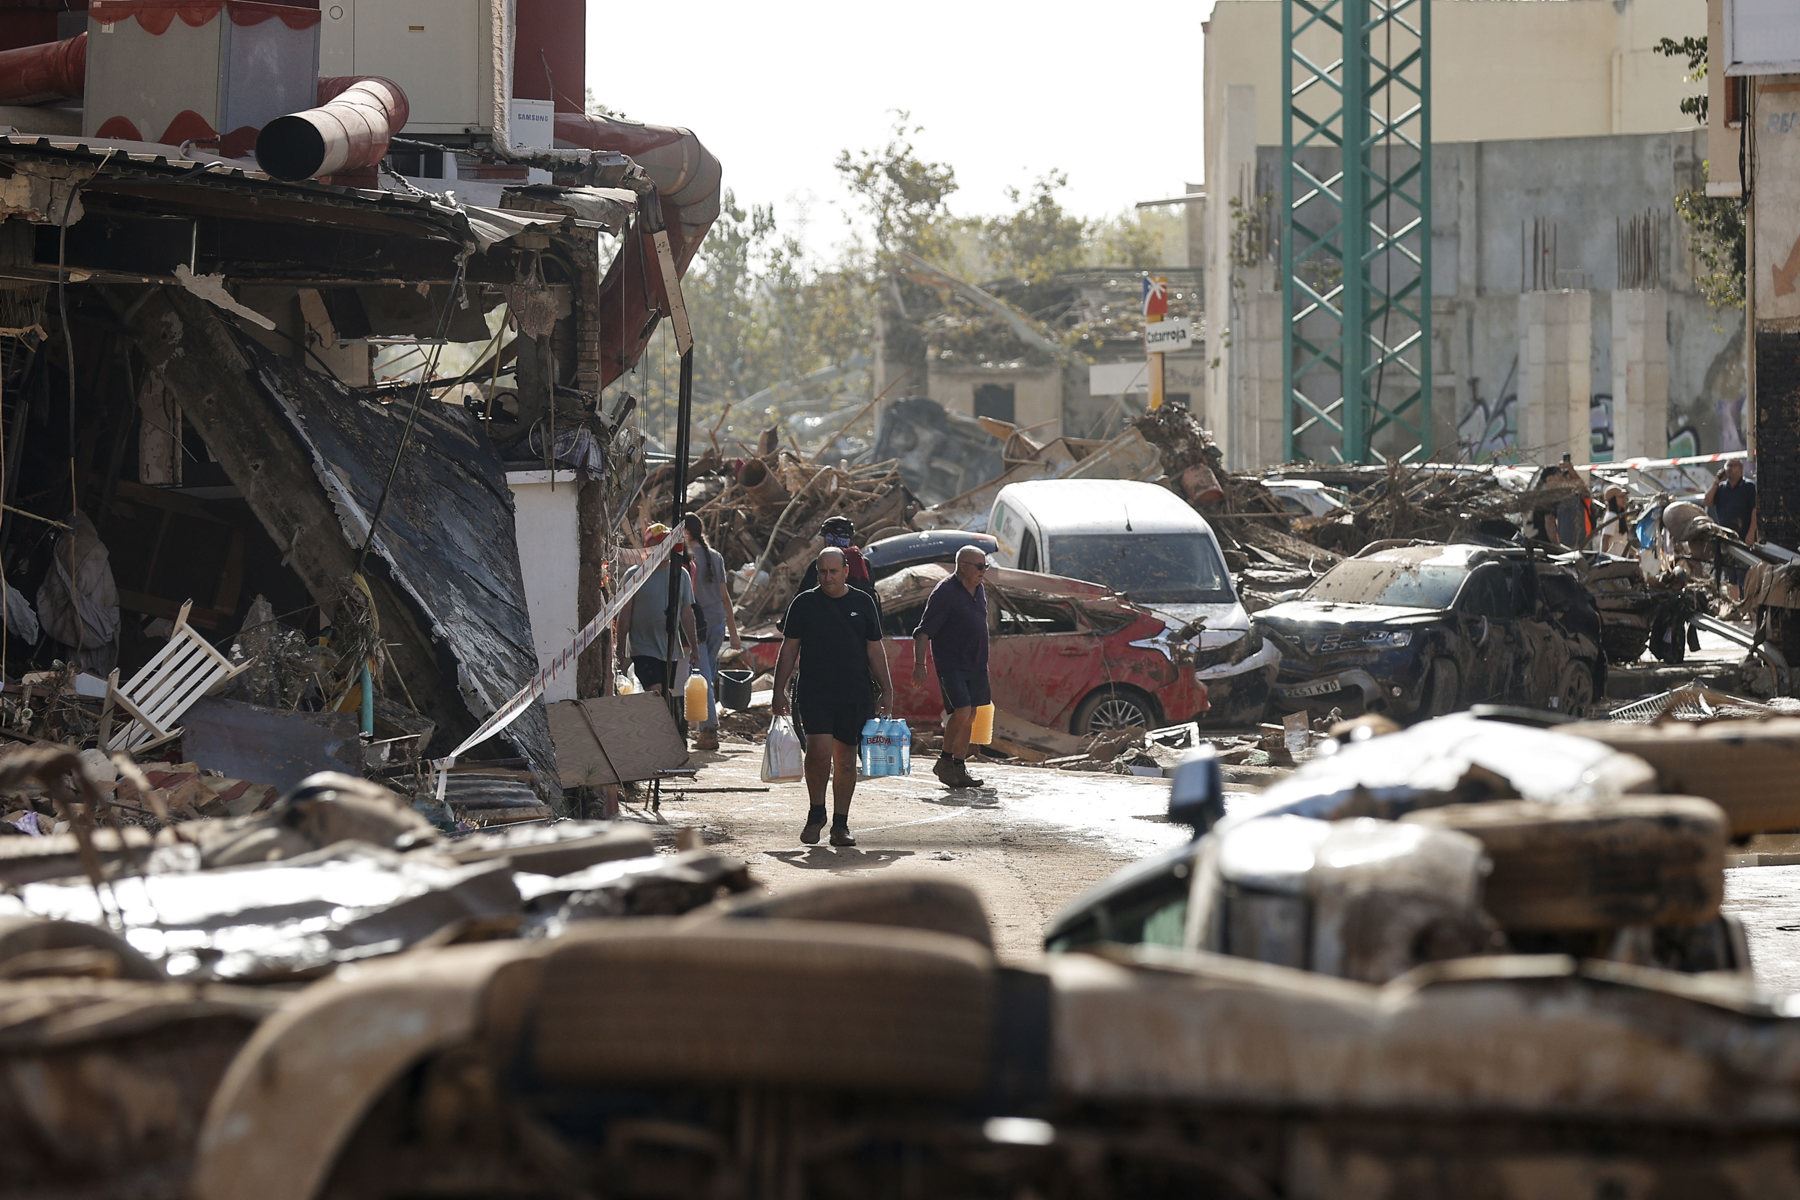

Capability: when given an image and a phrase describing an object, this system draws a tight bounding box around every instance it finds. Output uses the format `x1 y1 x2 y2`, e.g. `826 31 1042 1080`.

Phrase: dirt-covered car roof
875 562 1144 620
1356 543 1500 569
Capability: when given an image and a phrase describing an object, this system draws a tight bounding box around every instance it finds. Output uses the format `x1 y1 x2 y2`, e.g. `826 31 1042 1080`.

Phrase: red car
744 565 1209 735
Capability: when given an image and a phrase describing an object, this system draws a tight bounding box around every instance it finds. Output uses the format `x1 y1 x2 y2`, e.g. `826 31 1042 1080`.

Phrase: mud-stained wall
1227 129 1745 465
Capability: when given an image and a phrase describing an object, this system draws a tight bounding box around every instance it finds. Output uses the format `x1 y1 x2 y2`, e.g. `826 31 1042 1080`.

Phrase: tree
1655 36 1709 124
834 110 960 262
1093 206 1183 268
985 171 1090 284
1655 35 1744 311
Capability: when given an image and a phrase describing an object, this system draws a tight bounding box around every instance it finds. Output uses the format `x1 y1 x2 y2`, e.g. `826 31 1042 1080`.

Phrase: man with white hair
772 547 893 846
912 544 991 790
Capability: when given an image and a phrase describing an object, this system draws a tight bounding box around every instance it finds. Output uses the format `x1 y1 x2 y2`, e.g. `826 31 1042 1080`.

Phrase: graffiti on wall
1457 353 1740 463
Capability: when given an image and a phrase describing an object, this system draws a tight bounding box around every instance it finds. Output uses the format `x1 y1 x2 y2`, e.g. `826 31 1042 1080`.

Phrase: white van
987 479 1278 723
988 479 1250 649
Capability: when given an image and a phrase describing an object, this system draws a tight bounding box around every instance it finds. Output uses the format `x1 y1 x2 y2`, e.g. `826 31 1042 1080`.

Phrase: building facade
1201 0 1739 468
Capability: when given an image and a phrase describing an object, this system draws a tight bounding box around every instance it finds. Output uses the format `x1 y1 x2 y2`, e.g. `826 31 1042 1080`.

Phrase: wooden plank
548 694 688 788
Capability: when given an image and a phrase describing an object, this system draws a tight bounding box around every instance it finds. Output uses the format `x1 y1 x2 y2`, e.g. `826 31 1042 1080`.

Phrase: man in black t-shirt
772 548 894 847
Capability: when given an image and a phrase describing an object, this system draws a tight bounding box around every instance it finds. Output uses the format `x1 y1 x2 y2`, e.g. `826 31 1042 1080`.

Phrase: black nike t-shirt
781 586 882 699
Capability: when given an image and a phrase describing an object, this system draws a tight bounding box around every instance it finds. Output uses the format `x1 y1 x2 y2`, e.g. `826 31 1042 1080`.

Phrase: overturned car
1255 543 1605 720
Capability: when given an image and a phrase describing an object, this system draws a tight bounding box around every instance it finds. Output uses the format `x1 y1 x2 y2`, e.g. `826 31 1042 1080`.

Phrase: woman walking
684 513 740 750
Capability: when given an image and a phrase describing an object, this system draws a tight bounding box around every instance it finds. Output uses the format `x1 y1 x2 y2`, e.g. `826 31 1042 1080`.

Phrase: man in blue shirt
912 545 991 790
1706 458 1759 598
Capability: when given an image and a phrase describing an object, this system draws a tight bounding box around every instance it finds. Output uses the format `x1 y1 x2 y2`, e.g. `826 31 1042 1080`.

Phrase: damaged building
0 0 719 810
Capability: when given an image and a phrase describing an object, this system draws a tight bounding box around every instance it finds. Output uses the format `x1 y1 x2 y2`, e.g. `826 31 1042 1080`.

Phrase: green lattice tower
1282 0 1432 463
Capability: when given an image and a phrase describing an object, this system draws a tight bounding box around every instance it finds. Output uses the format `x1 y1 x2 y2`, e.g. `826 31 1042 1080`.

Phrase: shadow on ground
764 848 917 871
916 789 1001 809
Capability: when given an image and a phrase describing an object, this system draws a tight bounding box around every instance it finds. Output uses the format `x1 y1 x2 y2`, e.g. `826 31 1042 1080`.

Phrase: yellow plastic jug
684 672 710 723
971 703 995 746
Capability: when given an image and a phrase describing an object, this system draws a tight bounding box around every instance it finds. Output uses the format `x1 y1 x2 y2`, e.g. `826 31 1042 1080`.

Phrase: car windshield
1049 533 1235 604
1304 558 1467 610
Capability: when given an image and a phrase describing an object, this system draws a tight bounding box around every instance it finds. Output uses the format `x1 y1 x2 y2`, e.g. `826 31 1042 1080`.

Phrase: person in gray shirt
683 514 741 750
615 523 696 695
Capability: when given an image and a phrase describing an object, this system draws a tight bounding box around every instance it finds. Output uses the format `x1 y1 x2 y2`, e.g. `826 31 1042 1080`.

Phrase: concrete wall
507 468 580 704
1203 0 1706 153
1431 131 1744 461
1205 129 1747 467
1518 290 1594 462
926 363 1065 439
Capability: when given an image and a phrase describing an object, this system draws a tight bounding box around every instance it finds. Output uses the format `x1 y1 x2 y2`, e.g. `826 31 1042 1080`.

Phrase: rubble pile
1132 406 1342 603
648 450 918 622
1570 556 1709 665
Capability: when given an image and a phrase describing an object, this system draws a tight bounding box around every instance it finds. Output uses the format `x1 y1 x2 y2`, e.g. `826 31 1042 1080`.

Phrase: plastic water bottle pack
858 717 913 778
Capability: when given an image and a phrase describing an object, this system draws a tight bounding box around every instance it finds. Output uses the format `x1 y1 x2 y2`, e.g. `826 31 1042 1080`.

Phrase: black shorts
631 656 672 691
938 667 992 712
796 686 872 747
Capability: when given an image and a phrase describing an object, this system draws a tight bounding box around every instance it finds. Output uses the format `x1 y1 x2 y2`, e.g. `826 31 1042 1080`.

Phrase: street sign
1144 318 1193 354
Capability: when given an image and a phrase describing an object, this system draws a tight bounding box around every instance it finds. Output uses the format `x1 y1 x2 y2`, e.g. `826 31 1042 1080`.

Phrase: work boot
932 755 958 786
800 805 826 845
829 818 857 848
949 758 984 789
693 728 720 751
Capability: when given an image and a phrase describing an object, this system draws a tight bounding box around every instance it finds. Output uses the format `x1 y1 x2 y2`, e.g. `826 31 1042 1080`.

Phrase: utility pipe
255 76 410 182
0 33 87 106
552 112 722 391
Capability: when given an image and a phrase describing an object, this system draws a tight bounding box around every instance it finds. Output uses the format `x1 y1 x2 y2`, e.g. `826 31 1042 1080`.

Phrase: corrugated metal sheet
226 325 559 799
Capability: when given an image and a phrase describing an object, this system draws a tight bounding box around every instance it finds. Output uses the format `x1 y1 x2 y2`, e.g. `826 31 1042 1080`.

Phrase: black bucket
719 668 755 710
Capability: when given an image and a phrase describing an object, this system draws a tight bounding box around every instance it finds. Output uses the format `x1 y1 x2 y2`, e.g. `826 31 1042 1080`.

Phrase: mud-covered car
1255 543 1605 720
740 563 1212 734
861 530 998 583
877 564 1209 734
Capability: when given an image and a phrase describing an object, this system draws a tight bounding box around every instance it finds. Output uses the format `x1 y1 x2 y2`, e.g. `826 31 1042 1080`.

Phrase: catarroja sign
1143 318 1193 353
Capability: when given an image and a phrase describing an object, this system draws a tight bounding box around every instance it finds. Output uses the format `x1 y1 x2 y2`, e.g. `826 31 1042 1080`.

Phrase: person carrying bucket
911 545 992 791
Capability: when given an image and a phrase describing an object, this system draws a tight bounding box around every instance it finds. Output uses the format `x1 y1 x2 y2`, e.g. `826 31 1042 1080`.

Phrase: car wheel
1422 659 1459 717
1560 664 1596 717
1072 686 1159 735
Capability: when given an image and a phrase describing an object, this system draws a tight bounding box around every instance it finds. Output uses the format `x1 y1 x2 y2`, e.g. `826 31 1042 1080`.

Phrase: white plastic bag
761 715 804 783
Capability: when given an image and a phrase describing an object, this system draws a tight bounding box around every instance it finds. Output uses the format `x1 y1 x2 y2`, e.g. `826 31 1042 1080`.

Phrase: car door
878 599 942 721
1452 565 1519 701
990 586 1095 728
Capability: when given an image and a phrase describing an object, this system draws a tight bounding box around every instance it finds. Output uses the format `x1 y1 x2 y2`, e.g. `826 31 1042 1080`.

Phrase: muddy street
636 736 1196 957
642 734 1800 987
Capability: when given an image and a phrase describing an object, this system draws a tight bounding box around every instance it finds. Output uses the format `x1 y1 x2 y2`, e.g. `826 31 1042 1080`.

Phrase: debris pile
652 450 917 622
1132 407 1342 603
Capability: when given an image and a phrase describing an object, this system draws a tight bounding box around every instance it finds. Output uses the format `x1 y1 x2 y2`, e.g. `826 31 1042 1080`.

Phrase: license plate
1282 677 1344 699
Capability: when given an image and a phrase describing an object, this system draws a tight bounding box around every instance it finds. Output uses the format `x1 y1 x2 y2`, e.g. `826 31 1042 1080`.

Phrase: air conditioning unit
318 0 512 142
84 1 320 154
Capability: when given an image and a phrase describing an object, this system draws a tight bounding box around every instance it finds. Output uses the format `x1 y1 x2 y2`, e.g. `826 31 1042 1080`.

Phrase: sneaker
693 729 720 751
800 807 826 845
829 821 857 848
